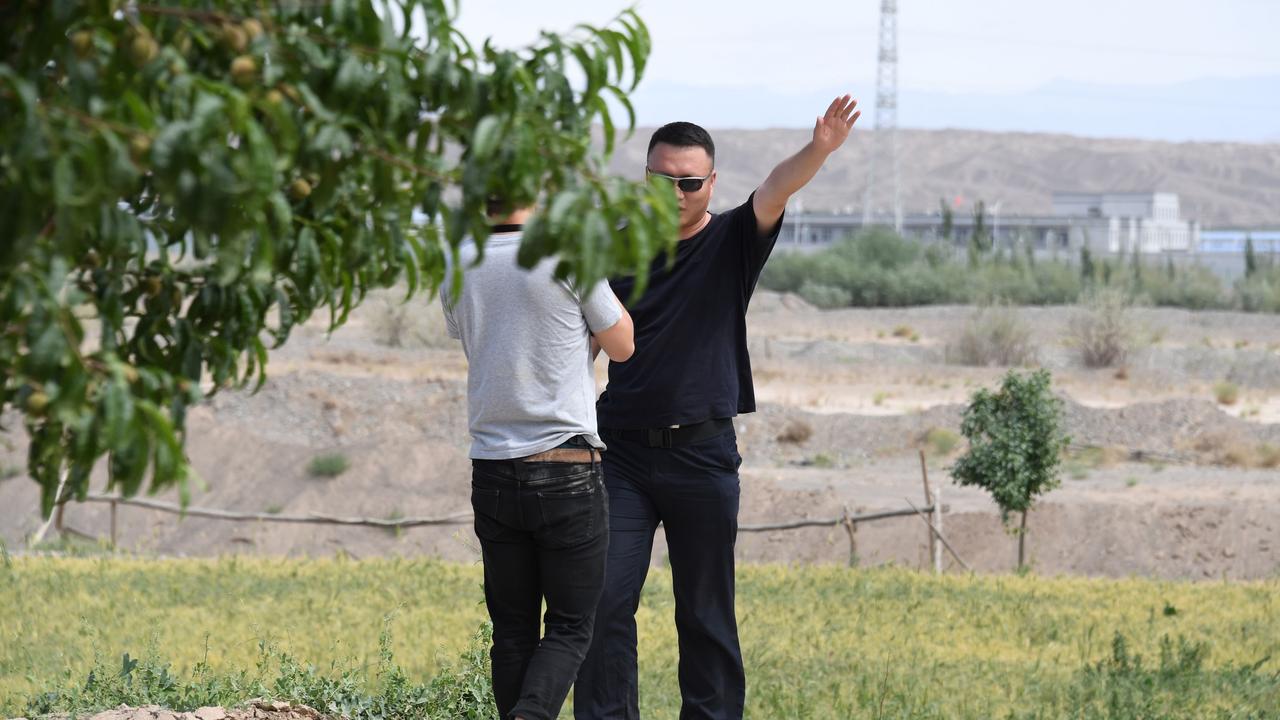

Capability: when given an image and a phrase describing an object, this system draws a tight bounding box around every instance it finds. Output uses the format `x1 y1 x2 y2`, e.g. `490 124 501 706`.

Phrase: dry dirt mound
1062 397 1280 458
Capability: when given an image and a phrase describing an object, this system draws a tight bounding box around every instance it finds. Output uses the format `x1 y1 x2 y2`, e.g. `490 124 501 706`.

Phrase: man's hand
812 94 860 155
754 94 861 234
808 95 860 155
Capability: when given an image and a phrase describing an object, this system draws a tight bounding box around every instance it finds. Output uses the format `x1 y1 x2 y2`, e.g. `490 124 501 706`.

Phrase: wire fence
49 452 966 571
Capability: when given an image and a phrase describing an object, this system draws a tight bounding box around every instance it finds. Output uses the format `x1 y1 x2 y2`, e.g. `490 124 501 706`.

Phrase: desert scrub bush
796 280 852 309
776 419 813 444
1187 433 1257 467
1256 443 1280 469
946 304 1036 366
968 262 1041 306
1140 265 1229 310
365 288 454 349
1234 267 1280 313
1027 261 1083 305
308 453 350 478
1213 381 1240 406
922 427 960 457
1069 287 1141 368
809 452 836 468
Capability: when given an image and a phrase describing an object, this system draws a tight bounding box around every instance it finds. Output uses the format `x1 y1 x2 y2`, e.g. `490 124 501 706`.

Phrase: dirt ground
2 290 1278 580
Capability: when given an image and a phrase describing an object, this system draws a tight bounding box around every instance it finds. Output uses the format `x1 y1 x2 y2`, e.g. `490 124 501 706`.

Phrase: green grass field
2 555 1278 718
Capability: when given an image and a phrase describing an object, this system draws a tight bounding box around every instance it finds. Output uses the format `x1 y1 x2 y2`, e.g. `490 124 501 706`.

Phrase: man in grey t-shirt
441 201 633 720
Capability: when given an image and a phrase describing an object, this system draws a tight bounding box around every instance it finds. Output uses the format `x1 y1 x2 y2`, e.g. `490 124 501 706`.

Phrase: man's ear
708 169 717 193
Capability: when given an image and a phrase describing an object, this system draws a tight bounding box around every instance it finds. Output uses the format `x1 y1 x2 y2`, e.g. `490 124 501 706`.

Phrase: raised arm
753 94 860 233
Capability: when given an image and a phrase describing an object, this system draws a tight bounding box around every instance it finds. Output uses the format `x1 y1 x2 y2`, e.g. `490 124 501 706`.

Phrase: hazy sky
449 0 1280 141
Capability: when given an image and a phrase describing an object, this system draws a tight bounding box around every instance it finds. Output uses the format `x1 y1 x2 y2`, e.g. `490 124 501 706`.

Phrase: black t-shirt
596 193 783 429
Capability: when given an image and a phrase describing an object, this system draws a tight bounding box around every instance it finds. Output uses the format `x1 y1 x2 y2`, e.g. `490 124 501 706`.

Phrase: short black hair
647 122 715 164
486 194 511 219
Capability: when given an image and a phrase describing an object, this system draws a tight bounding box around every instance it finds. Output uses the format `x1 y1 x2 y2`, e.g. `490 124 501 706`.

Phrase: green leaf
471 115 502 160
334 54 372 97
605 85 637 133
591 95 615 156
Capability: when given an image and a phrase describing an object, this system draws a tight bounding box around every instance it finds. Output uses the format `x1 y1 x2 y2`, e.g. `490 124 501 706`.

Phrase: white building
779 191 1200 256
1051 192 1199 254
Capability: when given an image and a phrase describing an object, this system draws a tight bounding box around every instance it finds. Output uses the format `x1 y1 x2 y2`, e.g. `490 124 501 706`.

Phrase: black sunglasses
645 168 712 193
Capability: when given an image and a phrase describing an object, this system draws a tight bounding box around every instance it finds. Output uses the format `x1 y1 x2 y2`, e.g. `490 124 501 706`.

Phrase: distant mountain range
606 125 1280 227
628 75 1280 144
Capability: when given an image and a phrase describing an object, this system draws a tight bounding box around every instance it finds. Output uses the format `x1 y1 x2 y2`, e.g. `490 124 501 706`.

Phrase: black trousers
575 427 744 720
472 456 610 720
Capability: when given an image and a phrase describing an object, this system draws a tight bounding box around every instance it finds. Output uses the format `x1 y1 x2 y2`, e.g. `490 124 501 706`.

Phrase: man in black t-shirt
575 96 861 720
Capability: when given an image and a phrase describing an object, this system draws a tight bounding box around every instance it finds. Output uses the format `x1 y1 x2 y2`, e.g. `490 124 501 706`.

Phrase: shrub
1069 287 1140 368
1235 272 1280 313
759 251 818 293
1191 433 1254 467
947 305 1036 367
810 453 835 468
367 288 454 349
1213 381 1240 406
1142 265 1228 310
776 419 813 445
1029 261 1083 305
1257 443 1280 469
762 233 1280 313
842 227 920 270
308 453 350 478
797 281 851 309
923 428 960 457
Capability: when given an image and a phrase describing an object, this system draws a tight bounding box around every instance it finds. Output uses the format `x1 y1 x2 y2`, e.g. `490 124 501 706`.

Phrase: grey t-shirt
440 232 622 460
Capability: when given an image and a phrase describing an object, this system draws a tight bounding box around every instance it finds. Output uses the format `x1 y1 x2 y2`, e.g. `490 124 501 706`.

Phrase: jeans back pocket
536 472 602 548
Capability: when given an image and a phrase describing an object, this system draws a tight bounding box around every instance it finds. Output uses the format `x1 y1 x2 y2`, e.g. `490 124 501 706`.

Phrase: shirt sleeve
578 279 623 333
733 191 785 291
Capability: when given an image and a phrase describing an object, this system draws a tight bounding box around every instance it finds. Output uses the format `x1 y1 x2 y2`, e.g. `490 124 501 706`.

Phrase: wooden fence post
841 505 858 568
110 500 118 547
932 485 943 573
919 450 936 572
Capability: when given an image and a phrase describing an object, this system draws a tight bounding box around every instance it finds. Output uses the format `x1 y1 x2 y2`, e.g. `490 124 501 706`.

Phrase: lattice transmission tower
861 0 902 231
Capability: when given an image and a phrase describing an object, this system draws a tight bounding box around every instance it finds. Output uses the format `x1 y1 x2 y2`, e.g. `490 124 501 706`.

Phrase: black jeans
575 427 744 720
472 455 610 720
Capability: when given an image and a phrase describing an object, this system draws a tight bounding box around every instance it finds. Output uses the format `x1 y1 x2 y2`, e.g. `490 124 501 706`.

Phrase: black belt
599 418 732 448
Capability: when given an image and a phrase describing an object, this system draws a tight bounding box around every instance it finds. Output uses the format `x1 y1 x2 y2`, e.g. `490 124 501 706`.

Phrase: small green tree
939 197 954 243
1080 246 1095 284
951 369 1070 571
1245 235 1258 278
972 201 988 250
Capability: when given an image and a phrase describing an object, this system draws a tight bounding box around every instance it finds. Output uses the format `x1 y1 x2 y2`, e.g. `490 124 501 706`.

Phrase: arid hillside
607 127 1280 227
